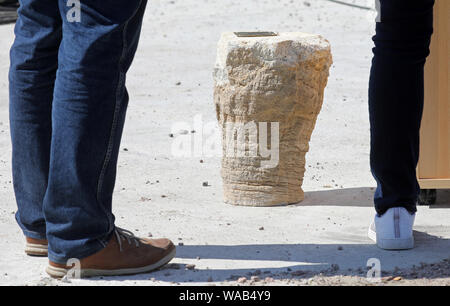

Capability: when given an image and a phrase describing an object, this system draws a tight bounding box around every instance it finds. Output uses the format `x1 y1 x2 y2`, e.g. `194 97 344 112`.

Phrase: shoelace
114 227 141 252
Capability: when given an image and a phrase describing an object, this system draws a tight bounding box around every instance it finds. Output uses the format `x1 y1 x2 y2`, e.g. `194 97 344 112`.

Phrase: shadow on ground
75 187 449 283
301 187 375 207
301 187 450 208
431 189 450 208
80 231 449 283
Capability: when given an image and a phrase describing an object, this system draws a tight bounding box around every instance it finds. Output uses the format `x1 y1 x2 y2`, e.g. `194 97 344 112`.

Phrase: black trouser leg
369 0 435 215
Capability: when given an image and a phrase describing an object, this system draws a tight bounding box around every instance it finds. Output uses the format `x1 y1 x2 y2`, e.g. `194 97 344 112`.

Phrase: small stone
250 276 260 282
291 270 306 276
202 182 209 187
393 276 403 281
258 227 264 231
237 277 247 283
185 264 196 270
175 82 181 86
167 263 180 270
178 242 184 246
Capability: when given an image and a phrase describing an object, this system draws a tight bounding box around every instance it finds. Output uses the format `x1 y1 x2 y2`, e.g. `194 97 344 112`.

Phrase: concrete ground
0 0 448 286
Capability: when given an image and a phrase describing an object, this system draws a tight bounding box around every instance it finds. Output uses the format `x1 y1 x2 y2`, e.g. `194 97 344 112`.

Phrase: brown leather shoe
46 228 176 279
25 237 48 257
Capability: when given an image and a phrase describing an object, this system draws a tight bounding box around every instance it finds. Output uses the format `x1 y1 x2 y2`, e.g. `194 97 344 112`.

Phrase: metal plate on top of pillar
234 32 278 37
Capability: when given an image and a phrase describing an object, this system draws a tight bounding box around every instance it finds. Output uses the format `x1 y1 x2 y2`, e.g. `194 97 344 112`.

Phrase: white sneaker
368 207 415 250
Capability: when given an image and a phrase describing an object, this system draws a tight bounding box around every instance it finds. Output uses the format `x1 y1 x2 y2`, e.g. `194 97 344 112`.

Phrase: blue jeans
9 0 147 264
369 0 435 215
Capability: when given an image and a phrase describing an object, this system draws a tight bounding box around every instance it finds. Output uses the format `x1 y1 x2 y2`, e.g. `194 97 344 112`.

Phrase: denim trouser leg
369 0 435 215
9 0 62 240
10 0 148 264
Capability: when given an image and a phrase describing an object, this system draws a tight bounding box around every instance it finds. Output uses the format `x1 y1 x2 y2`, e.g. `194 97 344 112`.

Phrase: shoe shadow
78 187 448 283
83 231 449 283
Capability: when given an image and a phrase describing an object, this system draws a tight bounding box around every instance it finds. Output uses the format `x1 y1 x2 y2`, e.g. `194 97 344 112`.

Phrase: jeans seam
95 2 142 232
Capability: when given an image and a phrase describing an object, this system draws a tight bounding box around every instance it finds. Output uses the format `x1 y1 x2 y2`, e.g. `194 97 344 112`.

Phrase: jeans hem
375 203 417 216
47 232 113 265
22 229 47 240
16 214 47 240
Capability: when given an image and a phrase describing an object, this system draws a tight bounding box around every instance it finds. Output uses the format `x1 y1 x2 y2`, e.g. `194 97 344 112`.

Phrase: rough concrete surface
0 0 448 286
215 32 333 207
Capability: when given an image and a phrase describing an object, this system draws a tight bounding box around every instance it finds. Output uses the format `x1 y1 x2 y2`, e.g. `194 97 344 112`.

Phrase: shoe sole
376 236 414 250
25 243 48 257
46 248 176 279
368 226 414 250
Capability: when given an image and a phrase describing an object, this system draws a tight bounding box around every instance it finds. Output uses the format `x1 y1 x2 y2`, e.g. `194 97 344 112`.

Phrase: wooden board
418 0 450 188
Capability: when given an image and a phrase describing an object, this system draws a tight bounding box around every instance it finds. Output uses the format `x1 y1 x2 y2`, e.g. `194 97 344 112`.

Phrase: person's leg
44 0 148 264
9 0 61 240
369 0 435 216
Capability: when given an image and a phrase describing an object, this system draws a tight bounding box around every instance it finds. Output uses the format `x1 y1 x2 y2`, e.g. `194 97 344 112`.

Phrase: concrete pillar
214 32 332 207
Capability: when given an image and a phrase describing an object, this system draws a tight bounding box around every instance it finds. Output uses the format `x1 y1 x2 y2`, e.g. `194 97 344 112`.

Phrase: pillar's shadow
299 187 450 208
300 187 375 207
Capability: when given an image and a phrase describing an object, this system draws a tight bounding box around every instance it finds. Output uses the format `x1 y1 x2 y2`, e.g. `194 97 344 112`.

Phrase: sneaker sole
368 223 414 250
25 243 48 257
46 248 176 279
376 236 414 250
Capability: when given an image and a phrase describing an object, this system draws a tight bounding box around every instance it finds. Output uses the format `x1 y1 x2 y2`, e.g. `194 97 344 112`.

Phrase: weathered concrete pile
214 32 332 206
